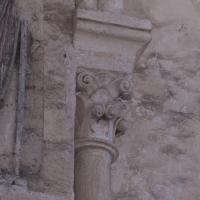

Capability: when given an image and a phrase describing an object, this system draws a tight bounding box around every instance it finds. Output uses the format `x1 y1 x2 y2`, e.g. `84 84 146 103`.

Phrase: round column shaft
75 147 112 200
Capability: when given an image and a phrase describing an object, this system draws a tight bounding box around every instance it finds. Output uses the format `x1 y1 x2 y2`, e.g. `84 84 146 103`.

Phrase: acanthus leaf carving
75 68 132 148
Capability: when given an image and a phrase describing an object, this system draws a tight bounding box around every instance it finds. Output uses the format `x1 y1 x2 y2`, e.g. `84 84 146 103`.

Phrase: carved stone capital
75 68 132 161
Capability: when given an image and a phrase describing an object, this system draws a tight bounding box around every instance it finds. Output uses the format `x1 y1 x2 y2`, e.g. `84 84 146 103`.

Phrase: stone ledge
76 9 152 31
75 138 119 163
73 9 152 58
76 20 151 43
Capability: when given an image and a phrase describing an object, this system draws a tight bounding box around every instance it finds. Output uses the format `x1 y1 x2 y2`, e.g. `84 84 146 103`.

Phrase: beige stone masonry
74 8 152 59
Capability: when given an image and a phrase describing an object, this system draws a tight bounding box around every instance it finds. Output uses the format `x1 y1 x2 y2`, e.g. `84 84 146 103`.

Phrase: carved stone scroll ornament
0 0 19 107
75 68 132 200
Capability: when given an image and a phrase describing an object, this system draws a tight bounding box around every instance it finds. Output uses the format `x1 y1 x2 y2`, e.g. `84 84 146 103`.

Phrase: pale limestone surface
0 0 200 200
111 1 200 200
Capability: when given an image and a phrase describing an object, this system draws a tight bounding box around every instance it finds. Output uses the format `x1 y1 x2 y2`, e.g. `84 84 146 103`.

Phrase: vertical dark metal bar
15 20 29 177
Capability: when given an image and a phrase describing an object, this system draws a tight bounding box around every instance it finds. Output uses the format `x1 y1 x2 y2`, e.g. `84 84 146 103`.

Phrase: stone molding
73 8 152 58
76 9 152 31
75 138 119 163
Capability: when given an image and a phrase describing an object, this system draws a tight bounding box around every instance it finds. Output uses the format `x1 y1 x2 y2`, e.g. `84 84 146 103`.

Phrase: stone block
73 9 152 59
41 144 74 197
0 185 69 200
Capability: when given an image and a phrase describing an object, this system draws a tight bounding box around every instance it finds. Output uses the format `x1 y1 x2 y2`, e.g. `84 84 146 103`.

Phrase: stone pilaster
75 68 132 200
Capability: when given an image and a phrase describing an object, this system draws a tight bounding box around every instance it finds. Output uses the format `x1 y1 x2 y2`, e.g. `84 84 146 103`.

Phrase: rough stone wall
0 0 200 200
112 1 200 200
11 0 75 199
0 71 17 172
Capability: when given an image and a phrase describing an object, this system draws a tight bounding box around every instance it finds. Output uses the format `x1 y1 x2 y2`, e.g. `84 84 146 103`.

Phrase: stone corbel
73 4 152 61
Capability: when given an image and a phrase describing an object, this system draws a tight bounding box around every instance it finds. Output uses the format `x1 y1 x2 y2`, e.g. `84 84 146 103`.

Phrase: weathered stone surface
0 0 19 105
41 0 75 198
74 8 151 59
0 0 200 200
0 185 68 200
15 0 75 198
41 143 73 197
77 0 123 12
111 1 200 200
0 70 17 172
16 0 45 183
98 0 123 13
